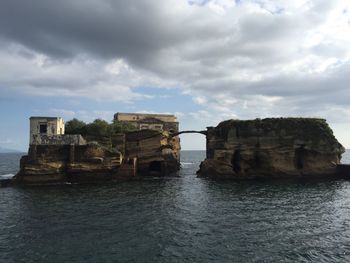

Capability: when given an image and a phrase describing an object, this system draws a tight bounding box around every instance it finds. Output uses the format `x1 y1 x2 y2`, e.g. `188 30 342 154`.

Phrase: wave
181 162 193 165
0 174 15 179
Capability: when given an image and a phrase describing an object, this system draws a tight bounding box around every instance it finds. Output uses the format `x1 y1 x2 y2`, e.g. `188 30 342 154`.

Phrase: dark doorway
231 150 241 173
149 161 162 172
295 146 306 170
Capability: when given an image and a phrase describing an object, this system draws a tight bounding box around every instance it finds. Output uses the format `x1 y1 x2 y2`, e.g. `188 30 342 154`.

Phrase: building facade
29 117 65 145
114 113 179 133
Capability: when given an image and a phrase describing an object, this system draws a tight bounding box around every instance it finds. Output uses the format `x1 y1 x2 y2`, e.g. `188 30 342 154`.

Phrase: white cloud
1 0 350 147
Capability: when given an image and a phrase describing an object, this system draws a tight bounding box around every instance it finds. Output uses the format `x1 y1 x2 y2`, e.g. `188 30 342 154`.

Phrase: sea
1 150 350 262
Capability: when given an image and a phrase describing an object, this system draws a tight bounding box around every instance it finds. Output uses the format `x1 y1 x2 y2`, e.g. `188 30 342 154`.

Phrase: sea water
1 151 350 262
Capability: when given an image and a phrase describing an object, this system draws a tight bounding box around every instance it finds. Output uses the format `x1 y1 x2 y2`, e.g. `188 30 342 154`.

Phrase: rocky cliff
14 143 127 184
14 130 180 185
197 118 345 179
125 130 180 176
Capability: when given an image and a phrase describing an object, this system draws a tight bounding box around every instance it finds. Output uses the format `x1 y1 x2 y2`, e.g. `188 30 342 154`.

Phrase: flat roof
30 116 62 120
115 112 176 117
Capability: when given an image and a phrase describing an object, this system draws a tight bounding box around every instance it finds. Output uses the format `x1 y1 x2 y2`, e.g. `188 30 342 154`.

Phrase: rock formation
197 118 345 179
124 130 180 176
14 130 180 185
14 143 126 184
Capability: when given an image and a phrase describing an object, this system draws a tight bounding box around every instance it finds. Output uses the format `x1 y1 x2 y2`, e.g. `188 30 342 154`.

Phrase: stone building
29 117 85 145
114 112 179 133
30 117 65 144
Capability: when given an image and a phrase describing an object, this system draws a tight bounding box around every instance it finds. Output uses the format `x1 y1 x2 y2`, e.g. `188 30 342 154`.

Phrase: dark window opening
295 146 306 170
39 124 47 134
231 150 241 173
149 161 162 172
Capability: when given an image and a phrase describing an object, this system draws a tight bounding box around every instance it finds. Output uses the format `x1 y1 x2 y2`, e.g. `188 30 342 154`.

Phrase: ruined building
114 112 179 133
15 115 180 185
30 117 64 143
29 116 86 145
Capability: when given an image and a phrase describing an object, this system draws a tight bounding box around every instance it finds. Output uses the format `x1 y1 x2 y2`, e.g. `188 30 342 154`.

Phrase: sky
1 0 350 151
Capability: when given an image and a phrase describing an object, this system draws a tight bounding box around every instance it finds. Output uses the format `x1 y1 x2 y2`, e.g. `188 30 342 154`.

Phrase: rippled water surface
1 151 350 262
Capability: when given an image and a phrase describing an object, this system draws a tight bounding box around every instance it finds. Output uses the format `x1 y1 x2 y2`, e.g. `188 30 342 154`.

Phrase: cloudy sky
1 0 350 151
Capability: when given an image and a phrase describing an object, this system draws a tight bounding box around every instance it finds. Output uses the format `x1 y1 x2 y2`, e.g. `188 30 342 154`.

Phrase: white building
29 117 65 145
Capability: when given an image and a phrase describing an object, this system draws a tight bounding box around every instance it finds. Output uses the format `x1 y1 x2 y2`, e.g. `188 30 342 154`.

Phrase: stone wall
198 118 345 179
30 134 87 145
15 143 124 184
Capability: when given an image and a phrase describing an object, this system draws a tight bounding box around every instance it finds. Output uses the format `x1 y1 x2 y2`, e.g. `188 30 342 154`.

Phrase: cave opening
295 146 306 170
232 150 241 173
149 161 162 172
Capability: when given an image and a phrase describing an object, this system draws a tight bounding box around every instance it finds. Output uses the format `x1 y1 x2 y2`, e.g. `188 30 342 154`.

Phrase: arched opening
149 161 162 172
294 146 306 170
231 150 241 173
176 133 207 172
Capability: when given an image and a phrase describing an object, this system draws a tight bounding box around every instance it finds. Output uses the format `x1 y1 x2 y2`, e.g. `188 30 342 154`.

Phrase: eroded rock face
197 118 345 179
124 130 180 176
14 144 125 184
14 130 181 185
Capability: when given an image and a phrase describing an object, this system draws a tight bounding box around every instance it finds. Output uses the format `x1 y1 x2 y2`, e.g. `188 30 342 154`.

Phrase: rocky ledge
197 118 345 179
13 130 180 185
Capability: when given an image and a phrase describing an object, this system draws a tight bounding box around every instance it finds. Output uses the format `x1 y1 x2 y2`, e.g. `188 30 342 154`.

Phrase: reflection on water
1 151 350 262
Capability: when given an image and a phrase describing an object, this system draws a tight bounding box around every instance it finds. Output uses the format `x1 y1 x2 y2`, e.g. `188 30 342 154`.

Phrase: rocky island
7 115 348 186
198 118 345 179
13 113 181 185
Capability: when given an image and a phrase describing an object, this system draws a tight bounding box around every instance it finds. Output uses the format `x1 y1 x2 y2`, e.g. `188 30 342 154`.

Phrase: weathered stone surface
197 118 345 179
14 144 123 184
31 134 86 145
125 130 180 176
14 130 180 184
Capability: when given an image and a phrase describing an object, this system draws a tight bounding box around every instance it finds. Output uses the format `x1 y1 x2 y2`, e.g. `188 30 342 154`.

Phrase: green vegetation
65 118 137 149
215 117 338 146
65 118 137 137
65 118 87 135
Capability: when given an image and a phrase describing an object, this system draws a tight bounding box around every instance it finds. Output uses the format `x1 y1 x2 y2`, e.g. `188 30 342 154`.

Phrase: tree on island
65 118 136 136
65 118 87 135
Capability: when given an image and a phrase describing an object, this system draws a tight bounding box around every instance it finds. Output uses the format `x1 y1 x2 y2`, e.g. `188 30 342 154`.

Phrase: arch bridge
170 130 207 137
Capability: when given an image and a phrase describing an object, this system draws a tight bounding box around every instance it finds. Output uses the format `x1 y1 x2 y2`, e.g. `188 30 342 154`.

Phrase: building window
140 125 148 130
39 124 47 134
60 128 63 134
154 125 163 131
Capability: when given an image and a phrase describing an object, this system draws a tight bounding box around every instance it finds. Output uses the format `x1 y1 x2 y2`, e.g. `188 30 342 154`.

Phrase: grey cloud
0 0 175 60
1 0 350 120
